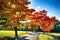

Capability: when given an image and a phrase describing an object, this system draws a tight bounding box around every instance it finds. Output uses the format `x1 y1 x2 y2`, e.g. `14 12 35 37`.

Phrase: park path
18 32 42 40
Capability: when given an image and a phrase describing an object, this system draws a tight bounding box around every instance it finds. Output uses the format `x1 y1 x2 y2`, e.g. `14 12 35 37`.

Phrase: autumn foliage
0 0 56 31
28 10 56 32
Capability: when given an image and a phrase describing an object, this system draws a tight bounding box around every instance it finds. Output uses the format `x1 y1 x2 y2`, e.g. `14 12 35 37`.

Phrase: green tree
54 20 60 32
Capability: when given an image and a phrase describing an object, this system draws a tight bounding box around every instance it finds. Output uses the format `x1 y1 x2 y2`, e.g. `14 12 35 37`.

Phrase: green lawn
0 30 60 38
0 30 32 37
45 33 60 37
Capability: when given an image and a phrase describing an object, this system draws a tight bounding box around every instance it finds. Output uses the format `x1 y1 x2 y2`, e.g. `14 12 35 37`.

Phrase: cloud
37 6 41 9
35 6 41 11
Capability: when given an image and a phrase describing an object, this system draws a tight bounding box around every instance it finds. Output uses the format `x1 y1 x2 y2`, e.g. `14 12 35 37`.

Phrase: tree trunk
14 27 18 40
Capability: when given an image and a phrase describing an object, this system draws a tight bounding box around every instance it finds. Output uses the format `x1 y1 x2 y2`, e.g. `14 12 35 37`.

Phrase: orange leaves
28 27 31 30
40 21 54 32
2 0 56 31
51 16 56 22
40 16 56 32
18 0 30 5
29 9 35 13
28 10 57 32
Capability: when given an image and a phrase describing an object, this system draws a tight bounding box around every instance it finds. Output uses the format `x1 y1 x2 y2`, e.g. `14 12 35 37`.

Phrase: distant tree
53 20 60 32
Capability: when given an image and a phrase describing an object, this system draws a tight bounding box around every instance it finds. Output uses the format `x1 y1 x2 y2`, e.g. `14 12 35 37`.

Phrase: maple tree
0 0 35 29
28 10 56 32
0 0 36 39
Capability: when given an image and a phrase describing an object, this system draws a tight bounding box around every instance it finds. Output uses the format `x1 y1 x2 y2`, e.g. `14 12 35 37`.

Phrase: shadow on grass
0 36 28 40
0 37 15 40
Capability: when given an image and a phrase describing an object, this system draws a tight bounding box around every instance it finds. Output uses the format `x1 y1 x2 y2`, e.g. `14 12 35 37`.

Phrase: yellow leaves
28 26 31 30
27 13 33 20
11 4 16 9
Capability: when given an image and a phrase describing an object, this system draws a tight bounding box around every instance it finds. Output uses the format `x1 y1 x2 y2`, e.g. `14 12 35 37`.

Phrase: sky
29 0 60 21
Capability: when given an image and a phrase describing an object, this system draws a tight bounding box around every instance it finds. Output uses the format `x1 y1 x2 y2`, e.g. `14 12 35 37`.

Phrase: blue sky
29 0 60 21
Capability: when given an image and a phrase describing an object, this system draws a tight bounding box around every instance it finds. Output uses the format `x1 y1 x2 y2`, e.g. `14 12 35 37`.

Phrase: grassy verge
0 30 32 37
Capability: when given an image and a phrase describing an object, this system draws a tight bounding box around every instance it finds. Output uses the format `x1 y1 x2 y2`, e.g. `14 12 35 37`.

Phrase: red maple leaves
28 10 56 32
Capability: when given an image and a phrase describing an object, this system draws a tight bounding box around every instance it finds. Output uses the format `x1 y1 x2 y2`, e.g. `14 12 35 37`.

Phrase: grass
0 30 60 38
45 33 60 37
39 34 55 40
0 30 32 37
